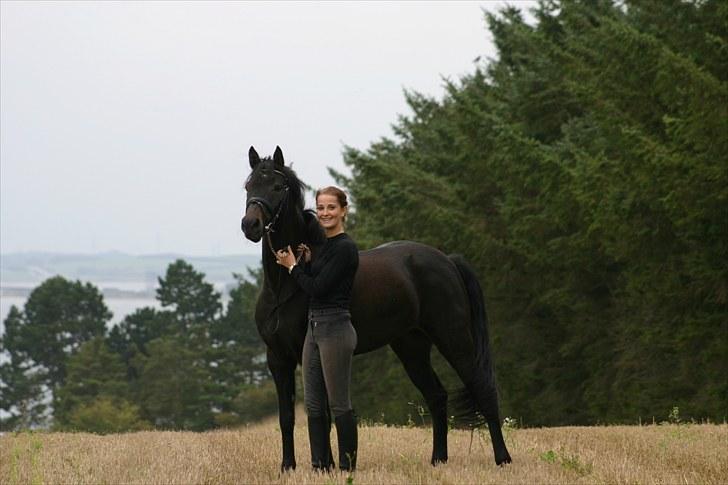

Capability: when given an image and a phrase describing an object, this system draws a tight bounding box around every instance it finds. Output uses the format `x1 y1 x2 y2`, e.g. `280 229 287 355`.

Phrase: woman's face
316 193 346 233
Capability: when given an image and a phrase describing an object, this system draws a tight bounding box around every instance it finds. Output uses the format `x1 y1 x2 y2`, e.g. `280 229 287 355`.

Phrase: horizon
0 249 260 257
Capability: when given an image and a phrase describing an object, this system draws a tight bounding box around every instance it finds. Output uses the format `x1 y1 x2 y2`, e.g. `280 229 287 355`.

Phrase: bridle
245 169 303 264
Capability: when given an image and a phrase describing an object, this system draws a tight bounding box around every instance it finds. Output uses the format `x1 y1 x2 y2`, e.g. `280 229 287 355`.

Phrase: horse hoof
496 455 513 466
280 462 296 472
430 457 448 466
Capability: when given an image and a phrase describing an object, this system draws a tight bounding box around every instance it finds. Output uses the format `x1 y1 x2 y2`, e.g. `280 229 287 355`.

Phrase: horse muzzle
241 206 263 242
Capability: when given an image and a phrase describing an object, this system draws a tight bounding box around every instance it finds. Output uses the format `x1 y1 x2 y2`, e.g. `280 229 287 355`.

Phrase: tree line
335 0 727 425
1 261 274 432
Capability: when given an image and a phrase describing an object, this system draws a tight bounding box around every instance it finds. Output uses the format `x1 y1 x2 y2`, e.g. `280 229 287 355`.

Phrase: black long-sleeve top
290 232 359 310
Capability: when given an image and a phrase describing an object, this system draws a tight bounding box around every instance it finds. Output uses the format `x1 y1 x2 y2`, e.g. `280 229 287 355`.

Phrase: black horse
240 146 512 470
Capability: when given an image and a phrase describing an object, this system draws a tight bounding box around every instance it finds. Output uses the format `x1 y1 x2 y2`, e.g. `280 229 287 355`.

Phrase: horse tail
448 254 499 428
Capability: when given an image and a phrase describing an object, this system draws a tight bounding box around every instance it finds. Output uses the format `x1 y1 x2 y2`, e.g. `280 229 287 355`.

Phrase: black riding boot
335 410 358 472
308 415 334 472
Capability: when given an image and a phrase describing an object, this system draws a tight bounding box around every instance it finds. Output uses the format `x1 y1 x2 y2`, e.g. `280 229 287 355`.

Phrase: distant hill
0 251 261 288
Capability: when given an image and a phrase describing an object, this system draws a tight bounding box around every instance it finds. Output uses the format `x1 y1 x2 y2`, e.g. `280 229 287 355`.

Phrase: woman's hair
315 186 348 208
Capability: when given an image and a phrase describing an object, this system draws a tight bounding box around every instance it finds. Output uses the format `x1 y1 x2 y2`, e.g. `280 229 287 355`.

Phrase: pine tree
0 277 110 429
0 307 49 430
54 336 131 426
335 0 727 424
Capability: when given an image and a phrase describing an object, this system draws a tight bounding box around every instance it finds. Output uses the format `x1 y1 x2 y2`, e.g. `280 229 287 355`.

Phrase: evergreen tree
215 269 267 385
144 260 224 428
0 277 110 429
0 307 49 430
107 307 176 380
213 268 270 425
20 276 111 386
156 259 222 331
132 336 215 430
105 261 266 429
335 0 727 425
54 336 131 426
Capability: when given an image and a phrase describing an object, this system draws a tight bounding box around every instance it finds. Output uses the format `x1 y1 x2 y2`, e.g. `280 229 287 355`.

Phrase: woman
275 186 359 472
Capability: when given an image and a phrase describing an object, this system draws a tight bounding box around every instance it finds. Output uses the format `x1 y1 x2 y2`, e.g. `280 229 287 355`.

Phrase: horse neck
261 208 306 289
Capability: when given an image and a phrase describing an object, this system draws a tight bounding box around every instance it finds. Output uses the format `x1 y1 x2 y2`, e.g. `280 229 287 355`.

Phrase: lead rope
262 188 304 336
265 229 304 336
261 185 304 266
265 230 304 267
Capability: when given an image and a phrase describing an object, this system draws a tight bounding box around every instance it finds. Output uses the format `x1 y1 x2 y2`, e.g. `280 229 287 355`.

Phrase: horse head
241 146 306 243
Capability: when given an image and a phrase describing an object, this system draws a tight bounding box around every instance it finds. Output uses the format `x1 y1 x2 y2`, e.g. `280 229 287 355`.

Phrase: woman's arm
290 242 356 298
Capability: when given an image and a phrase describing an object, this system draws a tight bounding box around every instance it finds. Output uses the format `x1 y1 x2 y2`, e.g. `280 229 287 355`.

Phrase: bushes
61 397 150 434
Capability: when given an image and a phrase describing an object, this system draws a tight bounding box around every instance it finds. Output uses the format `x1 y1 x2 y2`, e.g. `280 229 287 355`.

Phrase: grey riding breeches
302 309 357 418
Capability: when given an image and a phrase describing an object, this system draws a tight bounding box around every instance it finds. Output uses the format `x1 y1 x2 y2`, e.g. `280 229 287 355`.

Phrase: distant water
0 295 161 334
0 281 231 335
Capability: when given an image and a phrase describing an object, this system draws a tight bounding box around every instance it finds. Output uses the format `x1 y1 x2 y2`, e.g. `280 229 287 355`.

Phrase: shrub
63 397 151 434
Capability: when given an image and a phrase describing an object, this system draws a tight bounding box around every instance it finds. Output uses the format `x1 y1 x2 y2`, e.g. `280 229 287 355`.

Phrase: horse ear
273 146 284 167
249 146 261 169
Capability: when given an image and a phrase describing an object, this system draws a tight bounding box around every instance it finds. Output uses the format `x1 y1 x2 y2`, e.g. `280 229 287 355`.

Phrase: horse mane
256 157 306 210
258 157 326 245
303 209 326 245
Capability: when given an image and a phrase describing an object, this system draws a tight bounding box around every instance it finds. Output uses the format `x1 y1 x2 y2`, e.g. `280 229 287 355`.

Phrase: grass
1 416 726 484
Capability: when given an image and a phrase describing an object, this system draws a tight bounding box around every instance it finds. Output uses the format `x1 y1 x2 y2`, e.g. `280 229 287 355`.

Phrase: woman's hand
275 246 297 270
297 243 311 263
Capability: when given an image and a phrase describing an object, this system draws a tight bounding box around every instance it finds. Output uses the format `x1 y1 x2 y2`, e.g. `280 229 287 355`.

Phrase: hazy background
1 1 531 257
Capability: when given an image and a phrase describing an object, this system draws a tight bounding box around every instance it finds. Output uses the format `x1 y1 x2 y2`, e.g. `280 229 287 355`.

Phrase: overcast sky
1 1 535 256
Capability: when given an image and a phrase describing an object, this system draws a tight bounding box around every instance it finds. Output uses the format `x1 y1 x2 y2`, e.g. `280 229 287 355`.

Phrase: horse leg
429 332 512 466
267 349 297 471
390 331 449 465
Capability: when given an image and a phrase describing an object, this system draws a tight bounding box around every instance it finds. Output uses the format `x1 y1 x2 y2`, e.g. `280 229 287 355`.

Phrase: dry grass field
2 414 727 484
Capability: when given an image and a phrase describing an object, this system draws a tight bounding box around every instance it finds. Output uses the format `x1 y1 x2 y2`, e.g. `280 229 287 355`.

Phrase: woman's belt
308 307 351 323
309 307 348 316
